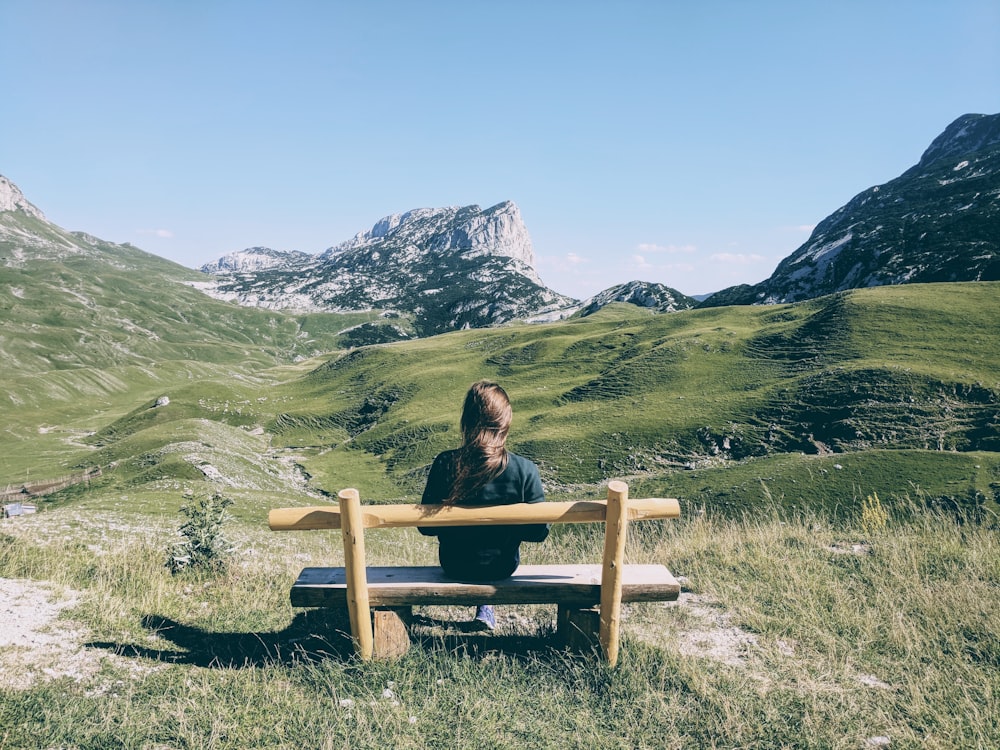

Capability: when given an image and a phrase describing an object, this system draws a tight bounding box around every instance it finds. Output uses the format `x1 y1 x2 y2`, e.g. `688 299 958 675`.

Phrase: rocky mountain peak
0 175 46 220
577 281 696 317
916 113 1000 170
200 246 313 274
198 200 570 336
701 112 1000 307
322 201 536 279
446 200 535 271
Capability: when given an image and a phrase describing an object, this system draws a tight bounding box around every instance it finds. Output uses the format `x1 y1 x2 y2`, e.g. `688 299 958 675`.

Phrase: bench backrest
269 480 679 665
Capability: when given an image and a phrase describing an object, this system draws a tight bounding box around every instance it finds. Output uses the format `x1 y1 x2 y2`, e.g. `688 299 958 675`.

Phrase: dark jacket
420 450 548 581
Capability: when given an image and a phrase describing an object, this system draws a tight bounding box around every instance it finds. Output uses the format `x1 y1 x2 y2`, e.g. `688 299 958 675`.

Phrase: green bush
166 492 234 574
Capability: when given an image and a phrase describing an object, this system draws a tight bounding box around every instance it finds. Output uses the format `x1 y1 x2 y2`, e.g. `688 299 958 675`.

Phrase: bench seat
290 563 681 608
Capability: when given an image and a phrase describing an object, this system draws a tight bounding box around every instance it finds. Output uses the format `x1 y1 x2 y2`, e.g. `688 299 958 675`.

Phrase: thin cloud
628 255 694 274
138 228 175 238
636 242 697 254
537 252 590 275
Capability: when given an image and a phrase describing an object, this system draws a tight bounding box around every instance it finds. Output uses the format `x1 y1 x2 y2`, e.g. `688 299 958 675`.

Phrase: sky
2 1 998 300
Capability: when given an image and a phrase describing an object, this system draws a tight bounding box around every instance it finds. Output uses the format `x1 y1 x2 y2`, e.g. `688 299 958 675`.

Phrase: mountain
200 246 314 274
0 174 46 219
575 280 697 317
198 201 575 337
0 173 357 404
702 112 1000 306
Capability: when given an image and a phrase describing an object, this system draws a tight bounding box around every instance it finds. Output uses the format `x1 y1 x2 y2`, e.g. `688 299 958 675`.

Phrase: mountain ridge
197 200 575 336
702 112 1000 306
576 280 696 317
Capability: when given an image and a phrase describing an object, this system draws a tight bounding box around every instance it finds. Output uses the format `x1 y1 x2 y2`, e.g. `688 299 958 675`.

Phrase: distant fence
1 467 102 502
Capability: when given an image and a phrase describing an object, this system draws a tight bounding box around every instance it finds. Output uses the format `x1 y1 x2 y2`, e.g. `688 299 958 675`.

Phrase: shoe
473 605 496 631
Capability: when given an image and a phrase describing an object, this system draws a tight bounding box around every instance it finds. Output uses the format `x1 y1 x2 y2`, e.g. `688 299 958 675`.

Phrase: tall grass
2 497 997 749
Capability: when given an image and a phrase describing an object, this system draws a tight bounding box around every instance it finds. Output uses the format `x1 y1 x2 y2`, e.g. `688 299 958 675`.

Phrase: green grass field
3 272 999 747
2 493 997 748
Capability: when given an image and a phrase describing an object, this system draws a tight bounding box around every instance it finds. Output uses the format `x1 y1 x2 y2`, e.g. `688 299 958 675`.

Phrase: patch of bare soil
0 578 157 692
660 591 760 665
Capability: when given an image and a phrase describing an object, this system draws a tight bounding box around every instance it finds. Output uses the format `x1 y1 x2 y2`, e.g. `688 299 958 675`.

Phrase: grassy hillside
258 283 999 503
0 225 379 486
29 281 997 522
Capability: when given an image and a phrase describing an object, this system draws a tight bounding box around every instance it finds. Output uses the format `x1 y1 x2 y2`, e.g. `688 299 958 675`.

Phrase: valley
5 282 998 524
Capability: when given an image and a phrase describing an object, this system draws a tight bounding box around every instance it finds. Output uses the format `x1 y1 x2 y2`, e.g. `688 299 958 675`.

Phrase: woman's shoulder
505 452 540 474
431 449 459 469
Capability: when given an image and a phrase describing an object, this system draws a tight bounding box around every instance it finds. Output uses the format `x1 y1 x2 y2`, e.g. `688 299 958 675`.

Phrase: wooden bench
269 480 680 665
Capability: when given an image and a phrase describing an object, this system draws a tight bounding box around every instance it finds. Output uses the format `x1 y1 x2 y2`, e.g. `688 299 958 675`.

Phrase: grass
2 495 998 748
630 449 1000 519
6 283 1000 513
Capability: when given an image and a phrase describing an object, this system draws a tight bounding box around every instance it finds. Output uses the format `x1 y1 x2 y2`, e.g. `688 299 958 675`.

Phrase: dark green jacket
420 450 548 581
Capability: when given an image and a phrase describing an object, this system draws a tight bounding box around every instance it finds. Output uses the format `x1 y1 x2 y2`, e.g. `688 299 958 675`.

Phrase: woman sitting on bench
420 380 549 630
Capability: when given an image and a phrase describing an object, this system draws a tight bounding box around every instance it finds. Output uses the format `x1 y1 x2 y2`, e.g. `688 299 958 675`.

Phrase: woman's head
446 381 512 503
460 380 512 448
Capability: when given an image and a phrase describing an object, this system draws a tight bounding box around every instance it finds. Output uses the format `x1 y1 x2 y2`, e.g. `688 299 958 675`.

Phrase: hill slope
54 282 999 516
0 174 363 484
259 283 999 491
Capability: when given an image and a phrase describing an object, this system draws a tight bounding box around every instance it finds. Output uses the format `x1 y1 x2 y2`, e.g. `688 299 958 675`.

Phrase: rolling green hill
31 281 997 520
263 282 1000 512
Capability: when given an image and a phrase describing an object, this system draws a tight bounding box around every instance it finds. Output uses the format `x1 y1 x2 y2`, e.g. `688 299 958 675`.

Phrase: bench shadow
85 609 356 668
85 609 567 668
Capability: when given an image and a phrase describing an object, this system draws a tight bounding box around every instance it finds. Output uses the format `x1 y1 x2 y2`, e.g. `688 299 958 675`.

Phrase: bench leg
373 607 412 659
557 605 600 652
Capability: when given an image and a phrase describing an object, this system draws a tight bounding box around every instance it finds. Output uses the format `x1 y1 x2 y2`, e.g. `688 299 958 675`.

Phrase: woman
420 380 549 630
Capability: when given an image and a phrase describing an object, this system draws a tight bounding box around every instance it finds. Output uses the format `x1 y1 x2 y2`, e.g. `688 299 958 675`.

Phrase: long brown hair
444 380 512 504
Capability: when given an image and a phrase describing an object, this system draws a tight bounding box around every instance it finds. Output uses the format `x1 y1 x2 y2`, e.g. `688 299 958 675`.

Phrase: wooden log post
557 605 601 652
338 488 374 660
599 480 629 667
373 609 411 658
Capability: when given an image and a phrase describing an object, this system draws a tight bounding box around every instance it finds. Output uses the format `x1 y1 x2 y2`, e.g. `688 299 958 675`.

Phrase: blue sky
2 1 998 299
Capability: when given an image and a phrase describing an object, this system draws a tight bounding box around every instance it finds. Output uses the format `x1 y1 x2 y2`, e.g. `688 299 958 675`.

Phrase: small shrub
166 492 234 574
860 491 889 537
